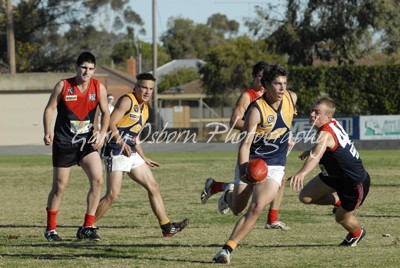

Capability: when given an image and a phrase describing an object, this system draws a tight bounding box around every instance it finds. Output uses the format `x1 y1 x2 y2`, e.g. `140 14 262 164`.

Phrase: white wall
0 93 55 146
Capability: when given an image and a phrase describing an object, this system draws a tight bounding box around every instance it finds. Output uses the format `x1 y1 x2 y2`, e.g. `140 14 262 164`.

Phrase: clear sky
131 0 283 42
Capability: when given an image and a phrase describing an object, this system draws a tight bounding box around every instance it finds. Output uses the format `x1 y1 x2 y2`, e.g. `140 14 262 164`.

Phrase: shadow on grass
13 241 340 249
358 214 400 218
0 252 212 264
320 213 400 218
0 224 139 229
1 242 340 264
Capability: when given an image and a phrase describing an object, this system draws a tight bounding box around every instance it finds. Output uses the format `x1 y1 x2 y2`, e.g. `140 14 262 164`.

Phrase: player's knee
53 180 67 194
147 180 160 194
335 215 344 225
106 190 120 203
248 202 264 216
299 193 312 204
334 212 347 225
231 206 245 216
92 175 103 187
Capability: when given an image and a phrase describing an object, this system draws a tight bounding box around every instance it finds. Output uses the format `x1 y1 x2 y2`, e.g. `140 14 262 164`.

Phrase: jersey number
329 122 359 159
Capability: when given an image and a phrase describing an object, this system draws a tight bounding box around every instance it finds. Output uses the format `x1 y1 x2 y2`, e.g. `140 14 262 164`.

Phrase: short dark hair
136 72 156 82
252 61 269 77
261 64 287 87
76 52 96 66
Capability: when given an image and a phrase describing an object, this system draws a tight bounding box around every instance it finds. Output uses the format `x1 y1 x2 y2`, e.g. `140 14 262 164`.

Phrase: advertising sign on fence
292 116 359 141
360 115 400 140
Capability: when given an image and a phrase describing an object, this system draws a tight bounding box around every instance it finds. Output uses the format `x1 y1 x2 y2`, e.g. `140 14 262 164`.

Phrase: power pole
152 0 159 130
6 0 16 74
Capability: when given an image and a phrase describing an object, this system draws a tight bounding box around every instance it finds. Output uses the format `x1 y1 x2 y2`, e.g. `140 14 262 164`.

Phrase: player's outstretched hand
144 157 160 167
289 173 305 192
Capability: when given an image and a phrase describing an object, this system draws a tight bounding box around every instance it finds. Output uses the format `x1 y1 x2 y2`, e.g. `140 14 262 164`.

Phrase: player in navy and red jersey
42 52 110 242
201 61 294 230
289 97 370 247
213 64 297 264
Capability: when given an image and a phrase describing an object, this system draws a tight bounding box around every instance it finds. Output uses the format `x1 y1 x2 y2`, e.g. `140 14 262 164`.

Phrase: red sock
268 209 279 224
211 181 225 194
352 227 362 238
46 208 58 231
83 214 95 227
335 200 341 207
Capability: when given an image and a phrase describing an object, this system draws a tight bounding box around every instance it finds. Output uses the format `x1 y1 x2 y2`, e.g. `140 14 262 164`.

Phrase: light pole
152 0 159 130
6 0 16 74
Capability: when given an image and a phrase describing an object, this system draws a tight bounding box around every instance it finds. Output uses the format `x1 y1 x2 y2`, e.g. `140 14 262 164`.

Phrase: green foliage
199 36 285 103
138 42 171 72
158 67 200 93
290 64 400 115
288 66 325 116
246 0 400 65
0 0 144 72
160 16 228 59
206 13 239 36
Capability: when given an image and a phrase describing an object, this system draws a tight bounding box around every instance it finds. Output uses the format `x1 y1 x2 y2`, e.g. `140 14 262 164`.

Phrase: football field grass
0 150 399 267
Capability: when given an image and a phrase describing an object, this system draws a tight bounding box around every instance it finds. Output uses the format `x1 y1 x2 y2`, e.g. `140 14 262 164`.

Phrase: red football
246 158 268 183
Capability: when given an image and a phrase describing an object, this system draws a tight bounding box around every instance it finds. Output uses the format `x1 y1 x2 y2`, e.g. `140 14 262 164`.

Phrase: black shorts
320 172 370 211
52 141 97 167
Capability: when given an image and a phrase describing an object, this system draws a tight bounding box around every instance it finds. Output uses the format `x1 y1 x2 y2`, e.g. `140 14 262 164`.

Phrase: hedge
288 65 400 115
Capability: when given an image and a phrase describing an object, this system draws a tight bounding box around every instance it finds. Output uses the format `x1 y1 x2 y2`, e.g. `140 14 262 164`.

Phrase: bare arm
289 131 334 191
108 96 132 156
288 89 298 109
42 80 64 145
230 92 251 130
238 106 261 183
92 83 110 150
287 89 298 153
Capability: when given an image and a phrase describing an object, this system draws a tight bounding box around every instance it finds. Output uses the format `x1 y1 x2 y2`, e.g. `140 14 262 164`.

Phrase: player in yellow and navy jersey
201 61 293 230
213 64 297 264
95 72 189 237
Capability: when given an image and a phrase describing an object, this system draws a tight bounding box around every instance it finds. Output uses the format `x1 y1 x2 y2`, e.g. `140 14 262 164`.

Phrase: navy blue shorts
320 172 370 211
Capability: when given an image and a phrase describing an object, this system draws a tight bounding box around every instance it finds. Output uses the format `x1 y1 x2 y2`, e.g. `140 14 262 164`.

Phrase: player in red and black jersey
290 97 370 247
42 52 110 242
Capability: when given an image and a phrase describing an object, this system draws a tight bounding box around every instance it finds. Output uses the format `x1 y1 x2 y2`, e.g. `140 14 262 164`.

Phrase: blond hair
313 97 336 116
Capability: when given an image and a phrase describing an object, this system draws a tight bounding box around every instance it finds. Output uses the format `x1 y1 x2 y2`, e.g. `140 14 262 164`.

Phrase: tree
0 0 145 72
160 15 240 60
245 0 400 65
138 42 171 72
199 36 285 104
374 0 400 54
207 13 239 37
157 67 200 93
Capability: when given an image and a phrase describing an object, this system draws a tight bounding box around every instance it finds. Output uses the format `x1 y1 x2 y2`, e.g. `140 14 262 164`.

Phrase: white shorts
105 152 145 172
234 162 285 186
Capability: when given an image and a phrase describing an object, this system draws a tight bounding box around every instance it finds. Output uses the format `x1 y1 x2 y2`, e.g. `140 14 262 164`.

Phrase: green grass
0 150 399 267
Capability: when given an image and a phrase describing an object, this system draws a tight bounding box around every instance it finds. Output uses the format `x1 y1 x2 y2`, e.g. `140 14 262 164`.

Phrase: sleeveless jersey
241 88 264 121
244 88 263 103
318 119 367 183
54 78 100 144
106 93 149 155
249 91 295 166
